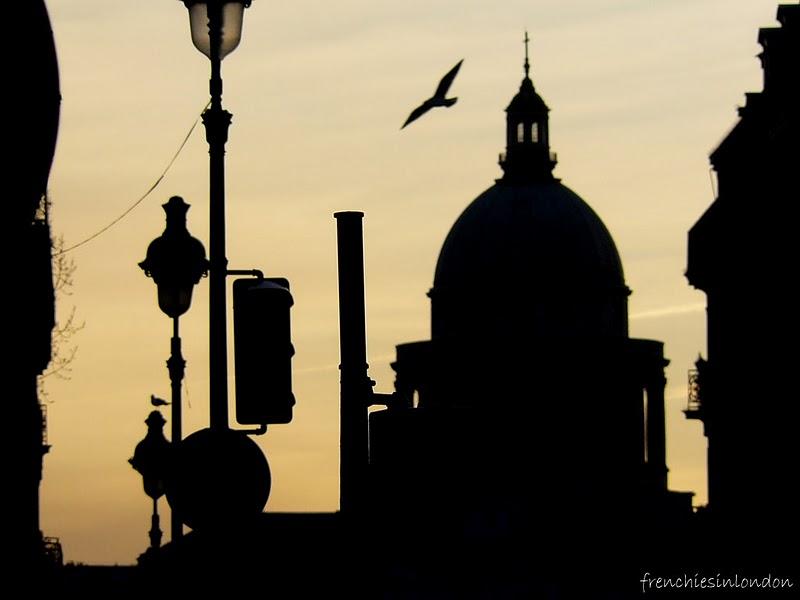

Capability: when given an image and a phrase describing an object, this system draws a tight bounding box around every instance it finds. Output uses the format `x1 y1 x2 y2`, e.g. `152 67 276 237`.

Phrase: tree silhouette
37 195 83 400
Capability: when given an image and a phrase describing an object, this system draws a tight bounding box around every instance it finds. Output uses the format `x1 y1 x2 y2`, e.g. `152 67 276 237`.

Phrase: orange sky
41 0 781 564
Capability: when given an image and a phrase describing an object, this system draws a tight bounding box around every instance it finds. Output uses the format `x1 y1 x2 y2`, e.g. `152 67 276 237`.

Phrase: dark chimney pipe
335 211 371 515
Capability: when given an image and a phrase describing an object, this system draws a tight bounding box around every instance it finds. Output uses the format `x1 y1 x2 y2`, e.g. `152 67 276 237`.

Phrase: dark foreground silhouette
27 4 799 598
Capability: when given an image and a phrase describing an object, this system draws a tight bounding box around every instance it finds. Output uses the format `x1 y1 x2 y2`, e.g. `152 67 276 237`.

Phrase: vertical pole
149 498 162 550
167 317 185 541
335 212 371 515
203 4 231 431
645 373 668 489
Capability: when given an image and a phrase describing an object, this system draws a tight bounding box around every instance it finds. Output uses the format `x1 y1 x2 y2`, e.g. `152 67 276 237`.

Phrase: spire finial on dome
524 30 531 78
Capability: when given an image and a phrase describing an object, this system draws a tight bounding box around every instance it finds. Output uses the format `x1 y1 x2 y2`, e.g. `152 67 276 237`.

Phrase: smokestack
335 211 371 515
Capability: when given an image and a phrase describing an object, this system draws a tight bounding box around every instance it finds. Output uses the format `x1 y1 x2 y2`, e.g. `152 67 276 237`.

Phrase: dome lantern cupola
500 33 557 182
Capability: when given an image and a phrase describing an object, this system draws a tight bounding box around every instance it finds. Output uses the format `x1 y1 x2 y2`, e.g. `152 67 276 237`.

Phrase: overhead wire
56 101 210 255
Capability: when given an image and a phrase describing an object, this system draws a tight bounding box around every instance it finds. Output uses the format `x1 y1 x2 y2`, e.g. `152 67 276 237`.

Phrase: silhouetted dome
435 180 623 287
431 180 629 340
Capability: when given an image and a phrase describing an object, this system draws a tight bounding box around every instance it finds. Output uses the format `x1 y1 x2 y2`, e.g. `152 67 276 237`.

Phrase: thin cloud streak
630 302 705 321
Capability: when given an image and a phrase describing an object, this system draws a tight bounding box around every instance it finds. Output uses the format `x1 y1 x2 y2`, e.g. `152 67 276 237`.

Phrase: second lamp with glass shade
139 196 208 318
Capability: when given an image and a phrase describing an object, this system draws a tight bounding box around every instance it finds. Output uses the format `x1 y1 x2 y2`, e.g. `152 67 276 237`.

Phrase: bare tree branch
38 197 83 401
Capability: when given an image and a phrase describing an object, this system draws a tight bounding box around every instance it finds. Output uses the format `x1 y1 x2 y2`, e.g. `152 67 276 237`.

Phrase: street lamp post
139 195 208 541
179 0 252 430
154 1 288 534
129 411 171 555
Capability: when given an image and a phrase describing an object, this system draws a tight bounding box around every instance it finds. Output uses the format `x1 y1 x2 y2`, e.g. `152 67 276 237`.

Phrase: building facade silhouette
686 2 799 535
12 1 61 572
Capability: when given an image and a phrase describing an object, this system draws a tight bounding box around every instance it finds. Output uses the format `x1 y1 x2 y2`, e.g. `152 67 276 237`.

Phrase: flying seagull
401 59 463 129
150 394 170 407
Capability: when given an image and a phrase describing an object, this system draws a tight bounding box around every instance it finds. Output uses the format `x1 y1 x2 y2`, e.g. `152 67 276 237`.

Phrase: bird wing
434 59 463 99
401 100 433 129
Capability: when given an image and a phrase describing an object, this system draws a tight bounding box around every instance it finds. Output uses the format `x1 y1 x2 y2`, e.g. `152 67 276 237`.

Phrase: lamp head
139 196 208 318
180 0 252 60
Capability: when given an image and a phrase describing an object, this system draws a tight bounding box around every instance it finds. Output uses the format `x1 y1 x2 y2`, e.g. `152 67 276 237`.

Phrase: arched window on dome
517 122 525 143
531 122 539 143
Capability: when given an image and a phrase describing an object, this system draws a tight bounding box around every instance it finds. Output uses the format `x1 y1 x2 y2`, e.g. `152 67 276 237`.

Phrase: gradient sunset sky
42 0 781 564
